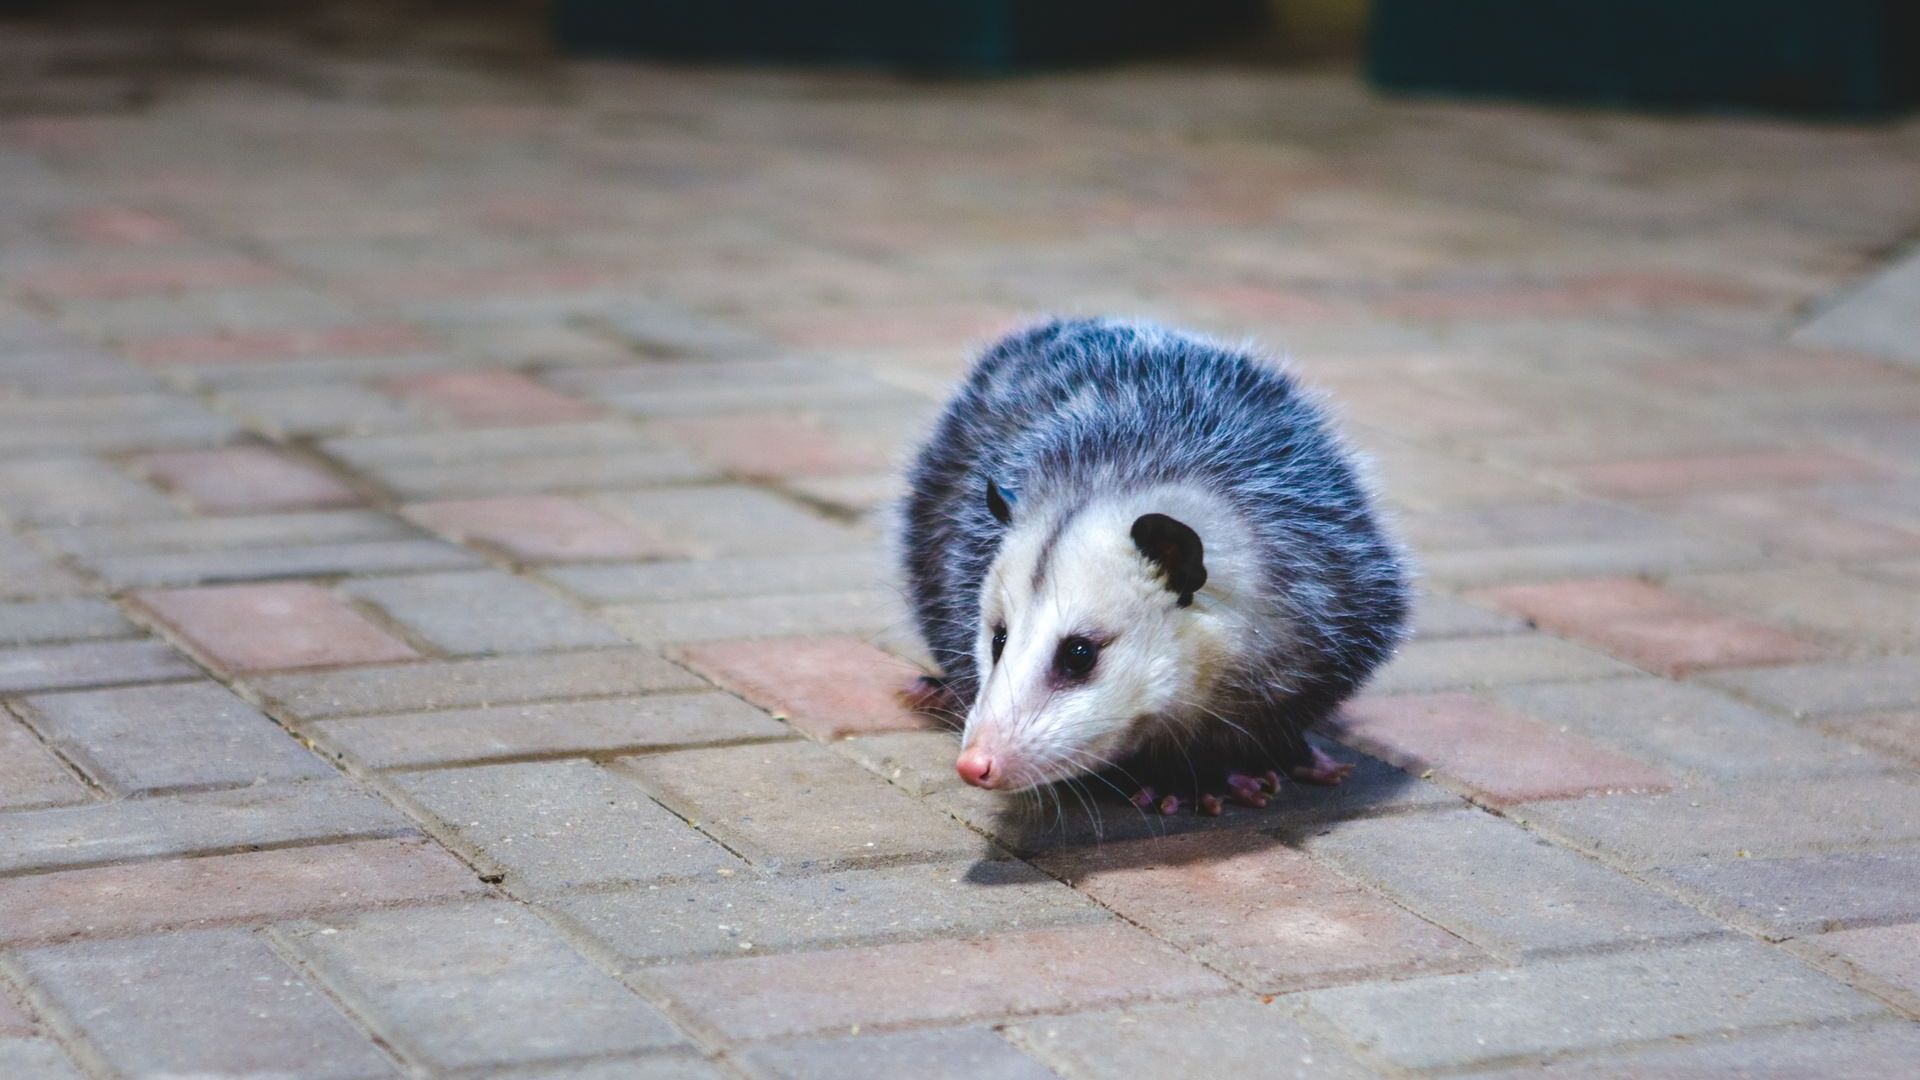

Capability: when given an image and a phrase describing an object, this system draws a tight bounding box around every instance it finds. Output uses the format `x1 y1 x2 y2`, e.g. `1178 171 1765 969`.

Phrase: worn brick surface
546 859 1104 965
1807 926 1920 1013
378 370 599 425
1569 450 1882 498
88 538 485 588
404 495 678 561
1822 709 1920 766
12 929 397 1079
134 446 362 514
1300 938 1885 1071
132 582 421 672
1463 1020 1920 1079
742 1028 1054 1080
1037 829 1486 991
1009 999 1377 1080
396 759 744 891
0 837 485 945
600 486 866 557
275 902 686 1071
1470 577 1823 676
341 570 626 655
1366 633 1636 694
0 457 180 524
247 648 704 721
643 923 1231 1040
1668 566 1920 654
38 510 413 558
654 413 889 479
0 709 90 811
1337 691 1676 805
8 17 1920 1075
17 681 331 795
1657 850 1920 936
1492 678 1880 781
0 780 414 874
674 636 940 740
607 590 903 647
0 639 198 694
0 598 132 646
1514 776 1920 868
542 552 886 604
1703 657 1920 717
1302 809 1720 959
618 740 991 869
311 691 786 769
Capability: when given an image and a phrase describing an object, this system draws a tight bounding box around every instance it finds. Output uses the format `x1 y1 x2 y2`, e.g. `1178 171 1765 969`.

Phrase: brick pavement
1 6 1919 1078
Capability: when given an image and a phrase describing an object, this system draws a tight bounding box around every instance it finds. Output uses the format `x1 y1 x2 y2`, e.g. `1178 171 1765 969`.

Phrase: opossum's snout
956 624 1122 791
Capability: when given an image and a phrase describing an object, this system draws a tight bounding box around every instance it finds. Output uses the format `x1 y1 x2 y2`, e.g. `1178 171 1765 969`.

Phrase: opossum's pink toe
1227 787 1269 809
1291 745 1356 786
1226 773 1264 798
1198 793 1224 816
1262 769 1283 793
1156 793 1183 816
898 675 958 715
1129 785 1159 810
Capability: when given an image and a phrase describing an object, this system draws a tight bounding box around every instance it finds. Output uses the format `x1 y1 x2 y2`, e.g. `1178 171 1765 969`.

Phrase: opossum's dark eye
1053 636 1100 680
990 624 1007 663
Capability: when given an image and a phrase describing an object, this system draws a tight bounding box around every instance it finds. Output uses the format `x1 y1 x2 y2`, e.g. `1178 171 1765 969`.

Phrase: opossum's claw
1224 773 1270 808
1156 793 1183 815
1291 745 1356 786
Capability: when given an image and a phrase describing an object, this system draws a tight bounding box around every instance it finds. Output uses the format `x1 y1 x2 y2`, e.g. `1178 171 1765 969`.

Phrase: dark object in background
551 0 1266 71
1370 0 1920 117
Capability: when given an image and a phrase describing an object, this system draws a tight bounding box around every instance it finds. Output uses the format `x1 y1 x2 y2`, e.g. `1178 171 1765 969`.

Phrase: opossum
898 317 1409 815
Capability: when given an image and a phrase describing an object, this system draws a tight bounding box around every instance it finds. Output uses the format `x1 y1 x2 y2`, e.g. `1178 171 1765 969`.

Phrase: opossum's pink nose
955 746 999 788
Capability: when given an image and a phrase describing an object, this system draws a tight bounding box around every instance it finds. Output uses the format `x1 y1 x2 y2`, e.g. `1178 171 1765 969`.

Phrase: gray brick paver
0 780 416 874
273 901 689 1072
341 569 627 655
1298 938 1888 1071
395 758 745 890
16 680 333 795
10 929 399 1079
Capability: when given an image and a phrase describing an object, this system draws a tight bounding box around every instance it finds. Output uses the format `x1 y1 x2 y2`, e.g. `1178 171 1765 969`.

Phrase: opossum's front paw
1129 773 1283 817
1291 744 1355 786
898 675 960 716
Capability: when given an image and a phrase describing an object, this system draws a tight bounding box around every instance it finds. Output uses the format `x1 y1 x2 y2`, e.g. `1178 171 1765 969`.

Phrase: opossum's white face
956 485 1242 793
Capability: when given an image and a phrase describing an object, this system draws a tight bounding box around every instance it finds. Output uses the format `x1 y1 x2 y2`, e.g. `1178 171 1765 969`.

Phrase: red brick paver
132 582 421 672
1470 577 1824 676
1567 450 1882 499
672 635 942 739
404 495 677 561
643 923 1231 1040
1337 691 1678 805
378 371 600 426
0 837 485 945
135 446 361 514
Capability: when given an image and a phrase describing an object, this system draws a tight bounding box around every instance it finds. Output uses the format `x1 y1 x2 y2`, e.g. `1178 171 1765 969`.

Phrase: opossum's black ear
1131 513 1207 607
986 479 1016 525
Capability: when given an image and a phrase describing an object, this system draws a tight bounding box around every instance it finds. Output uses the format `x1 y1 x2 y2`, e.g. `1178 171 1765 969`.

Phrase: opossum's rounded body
899 318 1409 804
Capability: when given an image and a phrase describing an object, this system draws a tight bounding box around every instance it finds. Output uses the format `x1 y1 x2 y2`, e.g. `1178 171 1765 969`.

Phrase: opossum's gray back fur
900 317 1409 732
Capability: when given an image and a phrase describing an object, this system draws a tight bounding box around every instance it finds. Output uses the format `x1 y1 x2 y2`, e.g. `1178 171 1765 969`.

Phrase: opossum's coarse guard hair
898 316 1410 798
